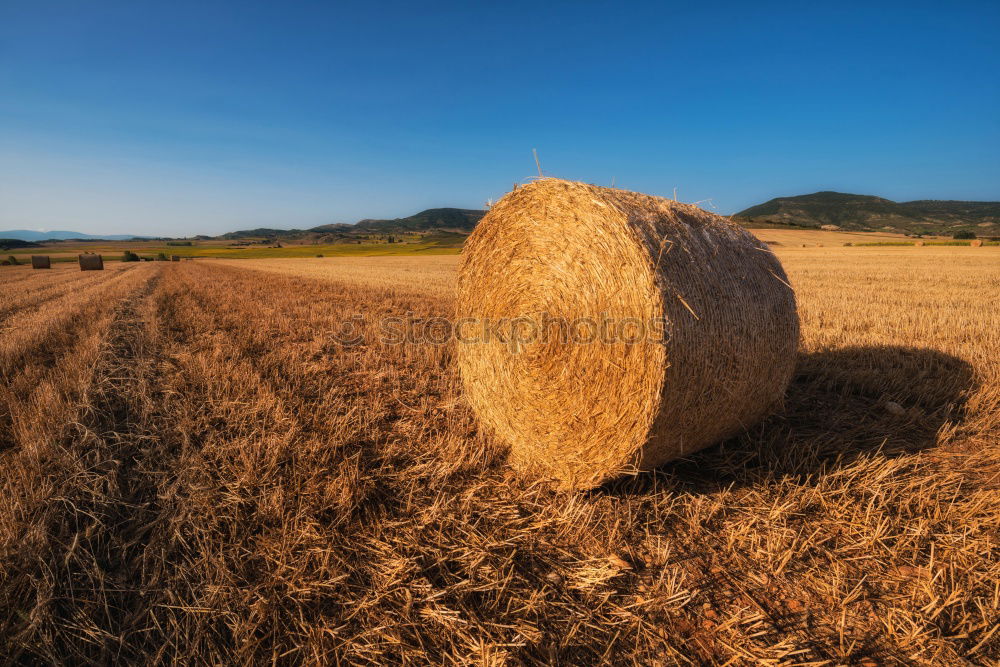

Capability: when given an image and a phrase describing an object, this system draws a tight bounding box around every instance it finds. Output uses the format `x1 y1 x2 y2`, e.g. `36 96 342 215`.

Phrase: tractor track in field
54 271 171 659
1 269 182 662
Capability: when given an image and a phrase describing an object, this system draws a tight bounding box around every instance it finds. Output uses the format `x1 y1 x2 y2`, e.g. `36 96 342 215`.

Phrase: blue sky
1 1 998 237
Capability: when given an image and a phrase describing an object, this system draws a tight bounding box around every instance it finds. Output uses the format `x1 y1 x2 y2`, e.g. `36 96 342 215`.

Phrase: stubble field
1 247 998 664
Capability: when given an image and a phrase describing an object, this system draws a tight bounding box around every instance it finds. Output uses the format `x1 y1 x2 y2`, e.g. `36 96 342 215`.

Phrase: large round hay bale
79 254 104 271
31 255 51 269
970 239 983 247
457 179 799 489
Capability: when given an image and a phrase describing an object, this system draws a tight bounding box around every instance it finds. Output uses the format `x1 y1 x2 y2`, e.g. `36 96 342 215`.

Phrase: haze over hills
4 195 997 244
735 192 1000 235
0 229 147 241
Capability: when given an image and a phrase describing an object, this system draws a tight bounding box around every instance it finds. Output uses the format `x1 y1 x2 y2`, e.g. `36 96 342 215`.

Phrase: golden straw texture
457 179 799 489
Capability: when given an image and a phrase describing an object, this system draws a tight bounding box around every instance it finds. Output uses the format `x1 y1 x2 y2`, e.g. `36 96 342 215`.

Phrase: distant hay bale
171 255 180 262
78 254 104 271
457 179 799 489
31 255 51 269
800 243 807 247
970 239 983 247
914 241 925 247
843 242 853 247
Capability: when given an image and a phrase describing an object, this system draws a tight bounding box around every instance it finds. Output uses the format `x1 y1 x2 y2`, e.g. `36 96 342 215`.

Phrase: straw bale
79 254 104 271
457 179 799 489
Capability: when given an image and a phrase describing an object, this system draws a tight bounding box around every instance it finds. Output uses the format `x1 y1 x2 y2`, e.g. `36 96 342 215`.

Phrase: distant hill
735 192 999 235
222 208 486 240
352 208 484 232
220 195 1000 242
0 229 149 241
218 227 308 240
13 195 994 245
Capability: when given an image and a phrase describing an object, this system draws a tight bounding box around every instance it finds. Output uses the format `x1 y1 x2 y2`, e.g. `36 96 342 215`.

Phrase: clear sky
2 1 998 237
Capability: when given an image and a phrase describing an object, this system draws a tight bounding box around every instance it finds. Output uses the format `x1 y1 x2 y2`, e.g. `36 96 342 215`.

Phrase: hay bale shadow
599 345 976 496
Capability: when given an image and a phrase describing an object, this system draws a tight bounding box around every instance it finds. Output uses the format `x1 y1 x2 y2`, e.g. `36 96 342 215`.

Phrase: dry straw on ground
30 255 51 269
78 253 104 271
1 252 997 663
457 179 799 489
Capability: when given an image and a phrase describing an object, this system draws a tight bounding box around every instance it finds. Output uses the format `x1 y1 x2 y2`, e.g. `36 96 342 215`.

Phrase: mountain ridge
220 207 486 240
5 194 997 242
735 192 999 234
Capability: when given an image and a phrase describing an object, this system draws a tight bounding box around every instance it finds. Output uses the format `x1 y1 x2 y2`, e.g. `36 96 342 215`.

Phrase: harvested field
0 246 997 664
211 255 461 298
747 228 934 246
